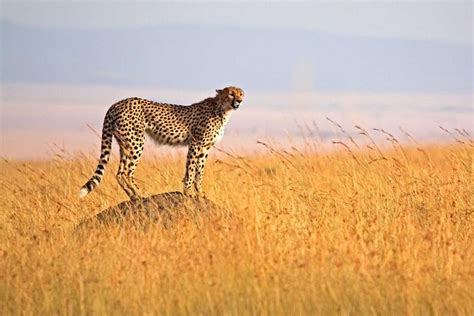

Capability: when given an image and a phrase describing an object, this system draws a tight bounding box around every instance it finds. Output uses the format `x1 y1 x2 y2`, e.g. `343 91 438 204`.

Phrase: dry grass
0 130 473 315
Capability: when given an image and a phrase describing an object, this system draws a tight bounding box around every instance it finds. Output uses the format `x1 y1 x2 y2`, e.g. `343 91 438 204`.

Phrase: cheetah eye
228 93 234 99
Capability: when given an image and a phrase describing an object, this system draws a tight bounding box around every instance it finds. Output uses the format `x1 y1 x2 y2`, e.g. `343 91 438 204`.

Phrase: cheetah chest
213 125 226 144
211 114 231 144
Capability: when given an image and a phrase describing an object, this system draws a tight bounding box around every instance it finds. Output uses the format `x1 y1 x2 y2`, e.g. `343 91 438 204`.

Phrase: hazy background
1 1 472 159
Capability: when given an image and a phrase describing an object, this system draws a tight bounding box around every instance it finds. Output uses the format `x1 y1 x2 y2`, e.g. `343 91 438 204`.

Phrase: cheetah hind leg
116 149 138 200
125 148 144 202
115 135 144 201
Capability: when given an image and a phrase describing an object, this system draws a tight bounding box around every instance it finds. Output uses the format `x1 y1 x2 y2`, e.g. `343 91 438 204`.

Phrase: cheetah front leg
193 145 212 195
183 143 211 197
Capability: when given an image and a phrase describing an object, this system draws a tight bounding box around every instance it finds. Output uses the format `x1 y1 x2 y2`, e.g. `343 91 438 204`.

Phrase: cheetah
79 86 245 200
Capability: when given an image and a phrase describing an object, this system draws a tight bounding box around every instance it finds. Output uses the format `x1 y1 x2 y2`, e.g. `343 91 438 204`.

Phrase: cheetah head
216 86 245 111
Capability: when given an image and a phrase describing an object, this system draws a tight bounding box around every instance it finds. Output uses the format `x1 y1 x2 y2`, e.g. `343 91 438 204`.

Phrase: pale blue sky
1 1 471 92
1 1 472 45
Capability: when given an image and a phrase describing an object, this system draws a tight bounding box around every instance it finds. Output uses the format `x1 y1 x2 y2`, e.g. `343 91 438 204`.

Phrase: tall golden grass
1 127 473 315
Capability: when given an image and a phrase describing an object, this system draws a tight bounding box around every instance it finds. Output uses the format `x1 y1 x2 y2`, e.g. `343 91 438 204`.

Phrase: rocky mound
76 192 225 230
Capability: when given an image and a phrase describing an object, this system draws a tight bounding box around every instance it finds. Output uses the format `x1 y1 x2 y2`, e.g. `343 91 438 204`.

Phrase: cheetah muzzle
79 86 245 200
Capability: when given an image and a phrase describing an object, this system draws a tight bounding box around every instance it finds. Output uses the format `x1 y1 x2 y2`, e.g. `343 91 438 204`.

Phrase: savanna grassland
0 129 473 315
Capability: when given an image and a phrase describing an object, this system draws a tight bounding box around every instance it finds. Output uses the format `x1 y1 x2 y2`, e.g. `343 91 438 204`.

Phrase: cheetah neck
195 97 232 118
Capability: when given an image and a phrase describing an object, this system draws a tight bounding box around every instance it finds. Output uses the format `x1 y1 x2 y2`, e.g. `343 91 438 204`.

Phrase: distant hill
1 21 471 92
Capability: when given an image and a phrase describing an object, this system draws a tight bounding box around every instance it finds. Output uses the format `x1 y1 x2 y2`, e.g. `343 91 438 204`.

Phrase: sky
0 1 472 159
1 2 472 45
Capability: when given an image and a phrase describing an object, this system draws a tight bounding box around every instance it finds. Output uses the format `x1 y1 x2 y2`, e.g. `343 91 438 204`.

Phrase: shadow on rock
76 191 228 230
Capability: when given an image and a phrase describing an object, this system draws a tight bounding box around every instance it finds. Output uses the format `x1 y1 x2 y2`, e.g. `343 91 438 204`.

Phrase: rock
76 191 224 230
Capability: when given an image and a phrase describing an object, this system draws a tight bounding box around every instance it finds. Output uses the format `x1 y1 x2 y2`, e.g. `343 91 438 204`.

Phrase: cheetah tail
79 118 113 198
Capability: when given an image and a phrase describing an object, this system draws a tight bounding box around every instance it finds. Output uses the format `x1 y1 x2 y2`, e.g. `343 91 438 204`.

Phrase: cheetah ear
215 89 222 95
